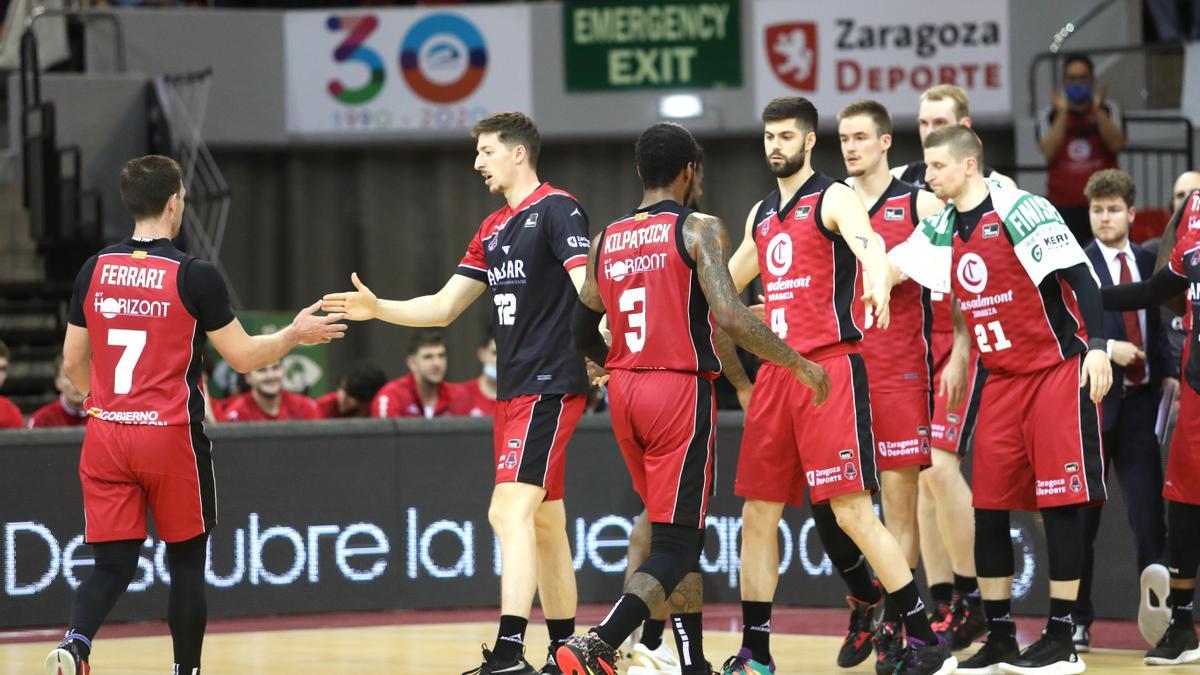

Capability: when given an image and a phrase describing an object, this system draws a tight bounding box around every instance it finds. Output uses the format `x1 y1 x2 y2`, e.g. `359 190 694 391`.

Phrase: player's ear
512 143 527 166
960 116 974 129
805 130 817 153
880 133 893 153
1128 205 1137 223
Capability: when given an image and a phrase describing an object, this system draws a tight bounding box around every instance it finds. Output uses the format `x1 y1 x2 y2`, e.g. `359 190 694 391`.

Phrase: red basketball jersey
951 205 1087 376
859 180 933 392
81 244 204 426
753 173 863 357
597 200 720 377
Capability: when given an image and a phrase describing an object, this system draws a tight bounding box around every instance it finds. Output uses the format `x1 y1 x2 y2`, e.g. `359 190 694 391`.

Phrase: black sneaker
1071 623 1090 654
44 639 90 675
946 595 987 650
894 634 957 675
930 601 953 636
872 621 904 675
1144 620 1200 666
838 582 883 668
997 633 1083 674
956 631 1020 675
462 644 538 674
540 645 564 674
555 632 620 675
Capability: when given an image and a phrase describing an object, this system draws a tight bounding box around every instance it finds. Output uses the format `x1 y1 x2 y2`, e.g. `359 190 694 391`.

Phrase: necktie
1117 252 1145 384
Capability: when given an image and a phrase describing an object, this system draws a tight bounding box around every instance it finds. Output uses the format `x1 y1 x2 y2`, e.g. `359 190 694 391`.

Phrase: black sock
672 613 706 673
838 557 880 603
546 617 575 650
983 598 1016 639
741 601 772 664
930 582 954 605
166 535 209 672
60 632 92 662
493 615 528 662
812 503 878 603
890 580 936 643
1046 597 1075 639
640 619 665 650
954 573 980 598
883 593 902 623
1171 587 1196 626
594 594 651 649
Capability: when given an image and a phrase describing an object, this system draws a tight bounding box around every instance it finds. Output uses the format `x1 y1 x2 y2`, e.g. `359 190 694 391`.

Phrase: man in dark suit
1077 169 1173 649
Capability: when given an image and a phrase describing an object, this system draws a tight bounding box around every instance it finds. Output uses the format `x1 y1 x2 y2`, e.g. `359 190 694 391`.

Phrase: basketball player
1101 188 1200 666
45 155 346 675
838 99 974 672
893 85 1016 190
557 121 828 675
890 126 1111 674
322 112 587 675
723 96 954 675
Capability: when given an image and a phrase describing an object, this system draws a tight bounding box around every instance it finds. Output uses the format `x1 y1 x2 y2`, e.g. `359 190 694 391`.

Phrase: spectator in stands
372 330 466 418
1039 54 1126 246
222 360 317 422
0 340 23 428
27 357 88 428
315 361 387 419
453 331 497 418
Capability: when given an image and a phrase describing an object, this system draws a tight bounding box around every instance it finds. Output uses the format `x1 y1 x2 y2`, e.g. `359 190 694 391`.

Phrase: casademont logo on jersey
94 293 171 319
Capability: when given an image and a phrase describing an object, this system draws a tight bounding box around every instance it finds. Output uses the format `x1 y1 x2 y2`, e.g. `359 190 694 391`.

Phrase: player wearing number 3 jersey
889 125 1111 674
47 156 346 675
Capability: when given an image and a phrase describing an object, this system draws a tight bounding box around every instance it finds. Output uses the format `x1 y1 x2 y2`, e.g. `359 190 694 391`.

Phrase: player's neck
477 375 497 399
777 164 814 204
416 378 440 406
131 219 173 241
638 187 682 209
952 177 991 212
253 390 281 416
504 173 542 210
853 161 892 205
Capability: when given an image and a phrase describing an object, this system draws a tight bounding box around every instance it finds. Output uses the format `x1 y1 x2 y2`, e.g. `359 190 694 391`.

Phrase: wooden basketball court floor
1 606 1193 674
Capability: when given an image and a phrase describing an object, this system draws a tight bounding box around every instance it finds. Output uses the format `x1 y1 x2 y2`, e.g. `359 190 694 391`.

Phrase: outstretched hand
292 300 347 345
322 272 379 322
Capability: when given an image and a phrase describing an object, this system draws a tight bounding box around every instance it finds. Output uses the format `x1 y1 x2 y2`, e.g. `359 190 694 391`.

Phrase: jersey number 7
108 328 147 394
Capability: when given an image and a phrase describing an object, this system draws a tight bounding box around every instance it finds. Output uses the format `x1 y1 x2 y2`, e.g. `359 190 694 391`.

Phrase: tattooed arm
684 212 830 404
713 327 753 410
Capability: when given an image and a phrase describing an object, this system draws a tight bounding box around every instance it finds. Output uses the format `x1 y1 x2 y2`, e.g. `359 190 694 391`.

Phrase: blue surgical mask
1064 82 1092 105
483 363 497 380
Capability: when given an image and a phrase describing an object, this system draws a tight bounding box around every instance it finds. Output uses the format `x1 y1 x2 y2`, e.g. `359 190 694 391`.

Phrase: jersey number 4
974 320 1012 353
108 328 146 394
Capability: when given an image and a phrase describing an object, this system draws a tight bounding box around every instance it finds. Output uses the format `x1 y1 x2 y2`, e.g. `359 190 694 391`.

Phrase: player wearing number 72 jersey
46 155 346 675
889 125 1111 675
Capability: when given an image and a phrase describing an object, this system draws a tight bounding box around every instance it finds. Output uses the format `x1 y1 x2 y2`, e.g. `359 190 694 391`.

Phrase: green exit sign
564 1 742 91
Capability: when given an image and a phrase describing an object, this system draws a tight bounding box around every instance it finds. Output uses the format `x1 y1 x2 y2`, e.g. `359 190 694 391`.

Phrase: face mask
1064 83 1092 105
483 363 497 380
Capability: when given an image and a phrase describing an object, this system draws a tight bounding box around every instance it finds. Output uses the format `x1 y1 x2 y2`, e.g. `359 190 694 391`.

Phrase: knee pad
637 523 705 595
974 509 1014 579
93 540 142 584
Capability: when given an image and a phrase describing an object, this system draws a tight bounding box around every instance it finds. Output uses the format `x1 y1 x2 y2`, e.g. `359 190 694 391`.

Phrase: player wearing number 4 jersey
46 156 346 675
723 97 954 675
559 122 828 675
322 113 588 675
890 126 1111 675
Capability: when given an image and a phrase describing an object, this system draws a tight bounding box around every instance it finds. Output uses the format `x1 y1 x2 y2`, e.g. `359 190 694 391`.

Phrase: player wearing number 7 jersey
889 126 1111 675
46 155 346 675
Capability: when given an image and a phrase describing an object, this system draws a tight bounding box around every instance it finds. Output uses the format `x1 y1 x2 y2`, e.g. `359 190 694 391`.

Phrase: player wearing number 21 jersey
889 125 1111 674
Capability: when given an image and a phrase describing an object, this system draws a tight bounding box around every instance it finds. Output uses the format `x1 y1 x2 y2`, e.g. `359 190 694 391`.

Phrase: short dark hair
119 155 182 221
1063 54 1094 76
924 125 984 166
635 123 702 190
838 100 893 136
0 339 9 361
471 112 541 168
762 96 819 134
407 330 445 356
1085 169 1136 207
339 361 387 403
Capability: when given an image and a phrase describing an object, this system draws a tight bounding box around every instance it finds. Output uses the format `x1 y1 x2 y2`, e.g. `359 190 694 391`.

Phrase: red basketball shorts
1166 383 1200 506
493 393 585 501
735 349 878 507
80 420 215 544
930 331 988 456
608 369 716 529
972 355 1106 510
872 388 933 472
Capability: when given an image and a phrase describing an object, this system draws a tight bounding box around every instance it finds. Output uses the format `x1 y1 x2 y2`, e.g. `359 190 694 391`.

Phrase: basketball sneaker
893 635 956 675
1144 620 1200 666
462 644 538 674
627 640 682 675
945 594 987 650
719 648 774 674
996 632 1084 674
929 600 953 635
838 581 883 667
955 631 1021 675
1140 563 1172 646
555 632 620 675
44 639 90 675
872 621 904 675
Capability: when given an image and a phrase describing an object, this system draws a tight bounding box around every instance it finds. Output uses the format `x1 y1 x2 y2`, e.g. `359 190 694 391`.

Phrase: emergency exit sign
564 1 742 91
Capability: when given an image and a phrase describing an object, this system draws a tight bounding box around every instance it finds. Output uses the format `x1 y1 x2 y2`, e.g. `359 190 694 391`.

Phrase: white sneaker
627 640 682 675
1140 563 1172 646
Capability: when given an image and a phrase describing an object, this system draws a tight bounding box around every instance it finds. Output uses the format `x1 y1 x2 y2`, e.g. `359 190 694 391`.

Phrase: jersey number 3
619 287 646 353
108 328 147 394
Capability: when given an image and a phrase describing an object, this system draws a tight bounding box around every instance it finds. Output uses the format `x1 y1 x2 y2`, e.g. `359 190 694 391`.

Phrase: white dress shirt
1096 239 1149 385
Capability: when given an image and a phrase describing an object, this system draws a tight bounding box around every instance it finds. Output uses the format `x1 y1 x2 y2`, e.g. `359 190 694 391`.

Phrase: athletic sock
883 593 902 623
493 615 528 662
890 580 936 643
61 632 92 662
741 601 772 664
640 618 665 650
1171 587 1196 626
983 598 1016 639
930 582 954 605
839 556 881 604
546 617 575 651
671 613 706 673
954 573 980 598
594 594 651 650
1045 597 1075 639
